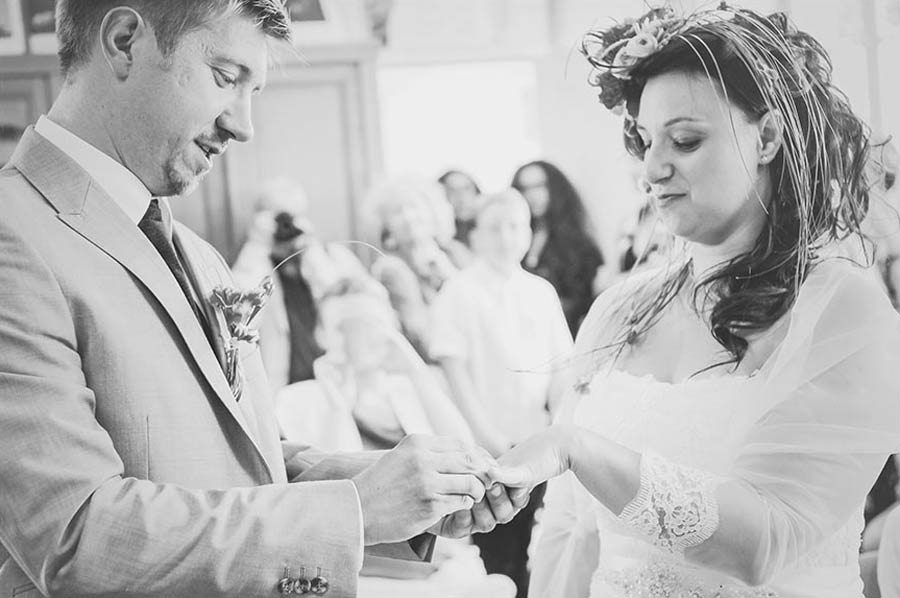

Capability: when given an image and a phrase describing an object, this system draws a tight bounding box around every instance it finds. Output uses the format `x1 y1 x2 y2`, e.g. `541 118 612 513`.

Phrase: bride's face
635 70 771 249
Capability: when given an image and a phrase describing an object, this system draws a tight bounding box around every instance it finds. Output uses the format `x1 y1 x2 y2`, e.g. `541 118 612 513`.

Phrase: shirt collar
470 259 523 293
35 115 153 225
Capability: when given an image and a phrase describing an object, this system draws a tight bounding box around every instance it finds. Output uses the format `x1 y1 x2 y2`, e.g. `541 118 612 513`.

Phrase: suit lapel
174 226 280 481
10 129 272 480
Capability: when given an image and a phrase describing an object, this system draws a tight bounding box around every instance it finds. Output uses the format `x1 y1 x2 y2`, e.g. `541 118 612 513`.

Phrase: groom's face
119 11 269 196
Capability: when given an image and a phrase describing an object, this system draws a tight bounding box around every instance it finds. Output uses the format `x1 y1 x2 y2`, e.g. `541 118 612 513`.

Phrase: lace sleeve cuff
619 450 721 553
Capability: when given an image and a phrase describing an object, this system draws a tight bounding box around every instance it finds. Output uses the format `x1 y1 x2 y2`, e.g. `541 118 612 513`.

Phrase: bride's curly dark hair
590 7 872 369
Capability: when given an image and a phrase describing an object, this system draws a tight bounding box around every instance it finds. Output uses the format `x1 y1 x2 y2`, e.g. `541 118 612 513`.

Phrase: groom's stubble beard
163 151 204 197
161 129 225 196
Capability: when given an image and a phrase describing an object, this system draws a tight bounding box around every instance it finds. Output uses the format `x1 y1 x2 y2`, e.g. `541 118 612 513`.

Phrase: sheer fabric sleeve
528 394 600 598
615 262 900 583
717 262 900 581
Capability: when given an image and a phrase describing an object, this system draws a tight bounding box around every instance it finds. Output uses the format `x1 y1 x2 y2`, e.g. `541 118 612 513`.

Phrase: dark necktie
139 199 210 334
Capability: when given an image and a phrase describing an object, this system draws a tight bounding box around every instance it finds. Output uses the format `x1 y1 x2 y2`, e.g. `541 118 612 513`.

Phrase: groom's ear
98 7 148 80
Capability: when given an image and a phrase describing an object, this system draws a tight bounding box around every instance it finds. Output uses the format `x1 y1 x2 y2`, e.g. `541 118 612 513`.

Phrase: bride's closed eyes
635 121 708 156
637 134 704 153
671 136 703 151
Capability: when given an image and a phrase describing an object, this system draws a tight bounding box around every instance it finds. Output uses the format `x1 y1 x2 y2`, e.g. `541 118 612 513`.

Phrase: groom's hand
430 482 531 538
352 434 492 545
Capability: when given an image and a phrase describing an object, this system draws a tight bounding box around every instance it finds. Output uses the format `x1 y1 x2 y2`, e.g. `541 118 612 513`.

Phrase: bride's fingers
484 483 515 524
471 498 497 533
488 465 532 488
509 486 531 509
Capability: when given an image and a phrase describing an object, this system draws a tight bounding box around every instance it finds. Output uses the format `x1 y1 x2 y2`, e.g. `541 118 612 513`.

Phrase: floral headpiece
580 7 684 115
580 4 747 115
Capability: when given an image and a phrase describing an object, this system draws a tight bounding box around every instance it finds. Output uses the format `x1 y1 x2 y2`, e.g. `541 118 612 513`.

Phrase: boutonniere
207 237 384 400
209 276 274 401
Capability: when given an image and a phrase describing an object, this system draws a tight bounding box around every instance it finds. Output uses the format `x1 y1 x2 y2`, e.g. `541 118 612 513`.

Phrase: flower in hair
622 33 659 59
581 4 748 114
585 8 679 76
581 7 682 114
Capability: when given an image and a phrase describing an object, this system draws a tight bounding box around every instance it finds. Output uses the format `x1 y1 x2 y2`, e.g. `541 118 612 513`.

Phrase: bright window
377 60 541 192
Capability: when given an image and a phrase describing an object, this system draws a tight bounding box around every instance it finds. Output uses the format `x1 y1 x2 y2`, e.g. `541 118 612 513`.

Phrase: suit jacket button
310 576 329 595
293 577 311 594
277 577 294 595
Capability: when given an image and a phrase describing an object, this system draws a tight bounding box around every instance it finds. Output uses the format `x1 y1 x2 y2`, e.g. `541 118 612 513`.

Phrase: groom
0 1 526 596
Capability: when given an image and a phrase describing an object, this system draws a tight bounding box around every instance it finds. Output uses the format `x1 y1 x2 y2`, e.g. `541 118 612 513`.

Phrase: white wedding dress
530 261 900 598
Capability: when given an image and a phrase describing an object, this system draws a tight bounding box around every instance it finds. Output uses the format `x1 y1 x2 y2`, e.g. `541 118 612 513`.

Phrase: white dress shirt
429 260 573 443
34 115 177 230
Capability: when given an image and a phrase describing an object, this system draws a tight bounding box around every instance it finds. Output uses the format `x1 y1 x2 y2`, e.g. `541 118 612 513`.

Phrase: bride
489 4 900 597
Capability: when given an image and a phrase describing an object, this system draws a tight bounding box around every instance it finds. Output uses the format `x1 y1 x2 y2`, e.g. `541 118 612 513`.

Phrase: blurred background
3 2 900 596
2 0 897 264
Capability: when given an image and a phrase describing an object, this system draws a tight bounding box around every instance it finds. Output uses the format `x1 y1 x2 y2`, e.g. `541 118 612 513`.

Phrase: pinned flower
208 278 274 401
231 323 261 345
595 72 626 113
608 32 662 79
633 17 663 38
209 280 274 346
581 6 683 110
624 33 659 59
207 237 382 402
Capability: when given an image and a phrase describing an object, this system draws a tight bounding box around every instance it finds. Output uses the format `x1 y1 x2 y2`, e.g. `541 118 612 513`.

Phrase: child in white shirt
428 188 573 598
430 188 572 455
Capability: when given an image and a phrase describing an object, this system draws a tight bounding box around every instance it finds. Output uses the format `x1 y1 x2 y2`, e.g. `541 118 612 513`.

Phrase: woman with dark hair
438 169 482 246
512 160 605 335
487 5 900 597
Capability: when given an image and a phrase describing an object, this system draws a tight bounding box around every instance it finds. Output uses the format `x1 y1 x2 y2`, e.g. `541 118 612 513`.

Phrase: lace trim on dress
619 451 721 554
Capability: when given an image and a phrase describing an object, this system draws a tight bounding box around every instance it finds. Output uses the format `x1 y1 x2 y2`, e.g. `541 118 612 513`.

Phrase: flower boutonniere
209 276 274 401
207 236 384 401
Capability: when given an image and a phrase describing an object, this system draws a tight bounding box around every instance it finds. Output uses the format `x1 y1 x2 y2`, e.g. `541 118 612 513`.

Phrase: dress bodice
575 368 865 598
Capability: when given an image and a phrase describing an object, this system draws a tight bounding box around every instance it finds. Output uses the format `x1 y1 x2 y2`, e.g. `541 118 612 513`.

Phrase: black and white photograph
0 0 25 55
2 1 900 598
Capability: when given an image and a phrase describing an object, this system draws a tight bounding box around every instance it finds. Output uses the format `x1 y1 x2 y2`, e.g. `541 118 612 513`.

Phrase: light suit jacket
0 129 388 597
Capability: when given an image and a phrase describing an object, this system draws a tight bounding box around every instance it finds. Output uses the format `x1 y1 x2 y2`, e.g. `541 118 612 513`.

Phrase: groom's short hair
56 0 291 76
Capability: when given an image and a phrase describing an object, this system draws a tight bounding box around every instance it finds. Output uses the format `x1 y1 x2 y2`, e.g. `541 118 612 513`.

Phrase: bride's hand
488 425 575 491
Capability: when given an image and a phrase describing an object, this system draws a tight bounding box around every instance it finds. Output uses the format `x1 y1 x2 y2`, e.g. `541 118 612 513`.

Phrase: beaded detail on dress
593 559 778 598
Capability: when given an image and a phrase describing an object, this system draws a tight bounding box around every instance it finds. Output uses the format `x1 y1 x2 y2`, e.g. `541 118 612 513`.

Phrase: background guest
365 175 464 357
314 292 475 449
438 169 482 246
429 189 572 598
617 199 669 273
511 159 606 335
860 135 900 306
232 178 383 392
